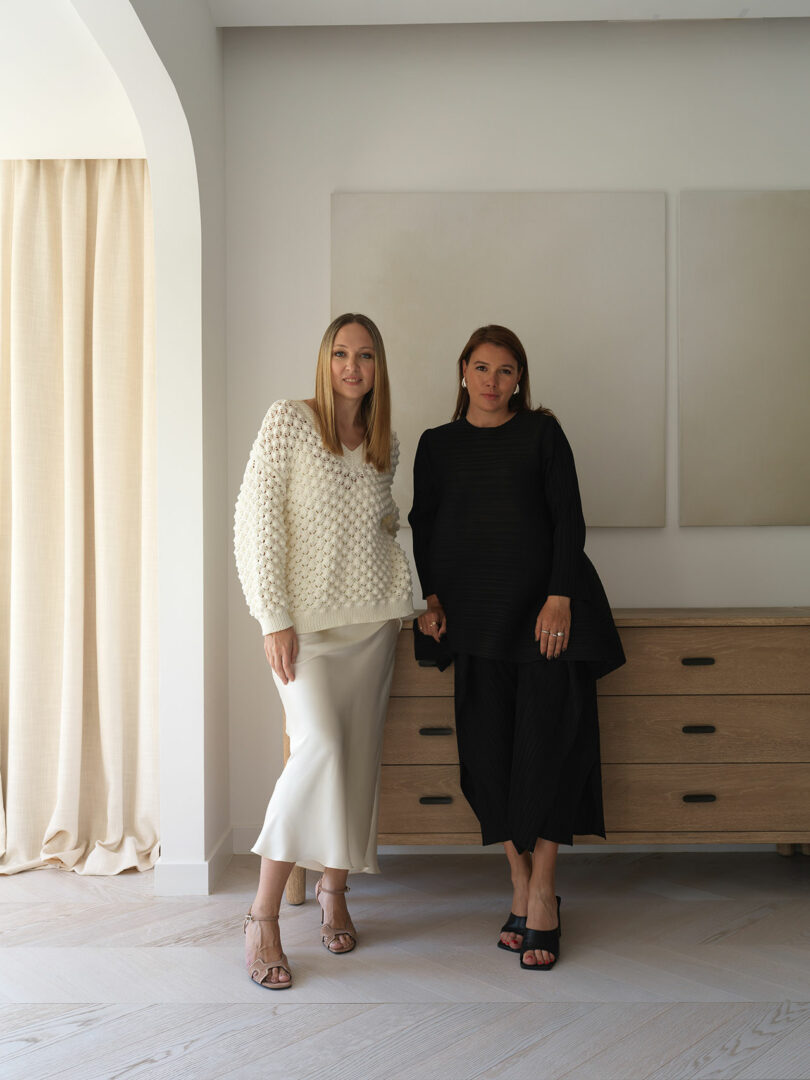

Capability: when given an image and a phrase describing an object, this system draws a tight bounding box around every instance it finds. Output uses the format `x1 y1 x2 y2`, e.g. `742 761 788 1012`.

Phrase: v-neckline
296 400 365 458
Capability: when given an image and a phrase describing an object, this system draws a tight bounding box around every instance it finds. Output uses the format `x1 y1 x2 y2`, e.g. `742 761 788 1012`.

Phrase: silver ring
555 632 565 637
429 621 438 627
541 629 550 635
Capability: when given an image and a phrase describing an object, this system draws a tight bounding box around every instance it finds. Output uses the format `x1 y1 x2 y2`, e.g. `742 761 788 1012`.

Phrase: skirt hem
250 846 380 875
479 828 608 851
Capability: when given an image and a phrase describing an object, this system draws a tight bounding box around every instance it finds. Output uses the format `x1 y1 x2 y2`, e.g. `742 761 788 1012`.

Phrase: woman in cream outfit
234 314 413 989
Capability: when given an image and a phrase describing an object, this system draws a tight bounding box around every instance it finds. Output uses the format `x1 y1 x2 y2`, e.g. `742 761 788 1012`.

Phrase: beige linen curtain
0 159 158 874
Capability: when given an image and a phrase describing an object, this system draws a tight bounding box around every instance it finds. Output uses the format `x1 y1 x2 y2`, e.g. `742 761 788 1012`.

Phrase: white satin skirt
251 618 400 874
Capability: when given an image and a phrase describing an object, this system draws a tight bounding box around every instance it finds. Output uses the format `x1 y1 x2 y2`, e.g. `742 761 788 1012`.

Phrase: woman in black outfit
409 325 624 971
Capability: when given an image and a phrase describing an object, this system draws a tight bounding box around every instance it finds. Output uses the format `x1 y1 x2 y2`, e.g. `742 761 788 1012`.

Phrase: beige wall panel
332 191 666 527
679 190 810 526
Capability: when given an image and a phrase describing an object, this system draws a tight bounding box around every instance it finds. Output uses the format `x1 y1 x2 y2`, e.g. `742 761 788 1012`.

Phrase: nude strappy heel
243 909 293 989
315 878 357 954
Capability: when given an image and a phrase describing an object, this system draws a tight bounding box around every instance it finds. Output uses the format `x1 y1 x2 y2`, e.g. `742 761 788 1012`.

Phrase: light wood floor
1 851 809 1079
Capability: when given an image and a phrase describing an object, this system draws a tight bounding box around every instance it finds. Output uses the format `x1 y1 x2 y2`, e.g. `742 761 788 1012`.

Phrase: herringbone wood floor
1 851 809 1078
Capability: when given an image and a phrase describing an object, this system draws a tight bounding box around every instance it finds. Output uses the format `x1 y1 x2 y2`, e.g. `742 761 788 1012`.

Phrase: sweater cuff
547 575 572 600
258 609 294 635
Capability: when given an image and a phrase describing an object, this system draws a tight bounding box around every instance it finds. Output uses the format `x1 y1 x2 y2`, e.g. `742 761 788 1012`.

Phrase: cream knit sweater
234 399 414 635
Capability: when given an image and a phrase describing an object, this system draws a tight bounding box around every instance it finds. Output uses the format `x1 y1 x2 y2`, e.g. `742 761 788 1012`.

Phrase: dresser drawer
602 764 810 831
383 699 457 764
378 766 478 833
600 627 810 695
389 630 453 697
599 696 810 763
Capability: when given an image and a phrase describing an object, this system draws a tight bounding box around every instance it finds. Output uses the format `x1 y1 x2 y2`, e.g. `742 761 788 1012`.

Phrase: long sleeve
408 431 439 599
543 417 587 599
234 400 293 635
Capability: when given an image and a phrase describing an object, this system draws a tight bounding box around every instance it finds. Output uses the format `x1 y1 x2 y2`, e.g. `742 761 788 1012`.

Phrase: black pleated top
408 409 625 676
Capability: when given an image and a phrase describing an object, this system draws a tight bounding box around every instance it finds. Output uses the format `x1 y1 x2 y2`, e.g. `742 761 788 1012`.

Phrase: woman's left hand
417 595 447 641
535 595 571 659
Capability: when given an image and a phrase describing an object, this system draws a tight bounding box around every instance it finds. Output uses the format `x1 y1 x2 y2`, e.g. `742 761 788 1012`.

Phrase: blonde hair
312 313 392 472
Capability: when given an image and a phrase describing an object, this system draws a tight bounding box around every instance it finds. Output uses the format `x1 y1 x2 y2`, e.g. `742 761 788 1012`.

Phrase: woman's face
330 322 376 403
463 343 520 415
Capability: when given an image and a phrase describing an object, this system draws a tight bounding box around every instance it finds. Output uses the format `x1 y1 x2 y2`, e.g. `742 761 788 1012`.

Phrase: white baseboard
153 860 211 895
207 826 234 888
153 827 234 895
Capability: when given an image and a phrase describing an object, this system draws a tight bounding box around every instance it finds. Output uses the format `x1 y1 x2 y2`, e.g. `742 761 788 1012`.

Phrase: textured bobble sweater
234 399 414 635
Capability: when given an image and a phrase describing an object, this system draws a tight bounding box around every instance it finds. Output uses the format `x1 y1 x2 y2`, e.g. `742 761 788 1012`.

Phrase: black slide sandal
519 895 562 971
497 912 527 952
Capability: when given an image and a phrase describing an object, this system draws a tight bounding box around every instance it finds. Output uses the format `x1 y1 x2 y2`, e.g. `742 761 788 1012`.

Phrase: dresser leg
776 843 796 857
800 844 810 857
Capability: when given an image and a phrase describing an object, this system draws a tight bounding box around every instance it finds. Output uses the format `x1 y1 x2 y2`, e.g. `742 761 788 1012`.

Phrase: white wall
0 0 143 157
126 0 231 886
224 19 810 846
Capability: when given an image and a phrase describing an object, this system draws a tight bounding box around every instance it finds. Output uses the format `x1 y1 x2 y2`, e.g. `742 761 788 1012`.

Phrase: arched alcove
72 0 217 893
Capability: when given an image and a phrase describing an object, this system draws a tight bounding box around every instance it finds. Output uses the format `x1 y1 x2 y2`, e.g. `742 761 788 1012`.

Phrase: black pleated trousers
453 655 606 852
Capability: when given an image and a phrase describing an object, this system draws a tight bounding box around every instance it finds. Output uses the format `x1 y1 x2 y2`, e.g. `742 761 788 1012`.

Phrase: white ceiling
206 0 810 27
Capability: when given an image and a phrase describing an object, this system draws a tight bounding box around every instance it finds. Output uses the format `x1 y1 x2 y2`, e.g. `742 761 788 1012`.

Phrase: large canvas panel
332 191 666 527
679 190 810 526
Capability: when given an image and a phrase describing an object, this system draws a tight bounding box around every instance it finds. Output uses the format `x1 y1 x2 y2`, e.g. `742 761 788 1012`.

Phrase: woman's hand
535 595 571 659
264 626 299 685
417 595 447 642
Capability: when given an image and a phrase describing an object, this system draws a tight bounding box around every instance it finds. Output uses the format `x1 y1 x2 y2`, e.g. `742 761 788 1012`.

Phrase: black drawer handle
682 725 716 734
682 793 717 803
419 796 453 805
681 657 715 666
419 726 453 736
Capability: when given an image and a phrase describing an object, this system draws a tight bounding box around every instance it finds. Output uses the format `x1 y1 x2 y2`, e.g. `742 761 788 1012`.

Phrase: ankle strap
318 883 350 894
244 911 279 923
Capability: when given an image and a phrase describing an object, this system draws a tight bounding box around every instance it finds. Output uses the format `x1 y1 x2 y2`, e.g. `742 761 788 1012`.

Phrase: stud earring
461 376 467 389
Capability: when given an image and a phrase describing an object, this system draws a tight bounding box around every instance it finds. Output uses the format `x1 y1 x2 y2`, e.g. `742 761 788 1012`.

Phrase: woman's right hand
264 626 298 685
417 595 447 642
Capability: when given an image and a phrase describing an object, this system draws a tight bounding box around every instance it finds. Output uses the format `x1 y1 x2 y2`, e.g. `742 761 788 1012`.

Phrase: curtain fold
0 159 158 875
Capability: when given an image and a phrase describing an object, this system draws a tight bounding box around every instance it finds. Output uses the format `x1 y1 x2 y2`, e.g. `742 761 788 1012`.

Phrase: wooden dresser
378 608 810 854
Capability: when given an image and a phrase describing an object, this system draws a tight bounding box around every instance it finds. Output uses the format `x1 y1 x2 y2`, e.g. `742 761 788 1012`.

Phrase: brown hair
451 324 553 421
312 313 392 472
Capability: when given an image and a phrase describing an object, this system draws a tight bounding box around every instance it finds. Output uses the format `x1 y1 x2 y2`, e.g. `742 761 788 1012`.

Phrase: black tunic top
408 409 625 676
